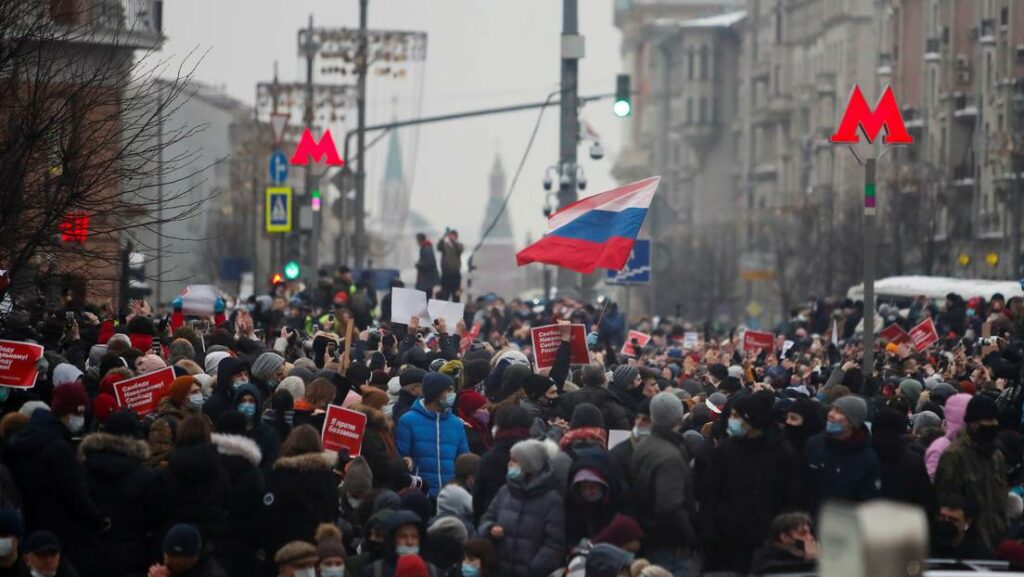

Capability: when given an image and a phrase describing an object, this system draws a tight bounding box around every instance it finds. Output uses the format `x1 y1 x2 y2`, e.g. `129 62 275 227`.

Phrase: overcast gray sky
161 0 624 252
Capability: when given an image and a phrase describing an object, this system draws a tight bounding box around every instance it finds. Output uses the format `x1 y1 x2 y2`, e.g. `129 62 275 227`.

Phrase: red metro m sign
290 128 346 167
829 85 913 145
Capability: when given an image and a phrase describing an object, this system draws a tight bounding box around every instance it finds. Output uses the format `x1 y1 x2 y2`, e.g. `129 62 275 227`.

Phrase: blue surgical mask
238 402 257 417
233 380 248 391
632 425 651 439
727 418 746 438
188 393 205 408
321 566 345 577
395 545 419 557
267 378 279 390
443 391 456 408
462 564 480 577
826 421 844 435
507 465 523 480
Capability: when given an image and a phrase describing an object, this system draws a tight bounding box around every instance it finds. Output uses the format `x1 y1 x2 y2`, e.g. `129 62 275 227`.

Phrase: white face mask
67 414 85 434
0 538 13 557
31 570 57 577
293 568 316 577
321 566 345 577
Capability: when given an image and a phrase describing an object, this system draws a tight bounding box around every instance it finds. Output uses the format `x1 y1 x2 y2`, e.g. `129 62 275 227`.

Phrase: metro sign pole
830 85 913 375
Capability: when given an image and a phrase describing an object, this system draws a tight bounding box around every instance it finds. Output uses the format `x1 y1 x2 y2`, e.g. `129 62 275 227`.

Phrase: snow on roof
651 10 746 30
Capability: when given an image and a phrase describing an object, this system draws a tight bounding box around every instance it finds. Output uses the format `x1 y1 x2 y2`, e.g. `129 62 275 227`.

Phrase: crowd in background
1 273 1024 577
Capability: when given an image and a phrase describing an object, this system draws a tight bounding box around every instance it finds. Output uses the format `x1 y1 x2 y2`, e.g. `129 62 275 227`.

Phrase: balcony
47 0 163 49
952 164 976 188
980 19 997 46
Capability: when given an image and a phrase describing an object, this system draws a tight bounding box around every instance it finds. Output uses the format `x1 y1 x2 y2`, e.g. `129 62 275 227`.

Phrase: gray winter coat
479 466 566 577
631 429 698 549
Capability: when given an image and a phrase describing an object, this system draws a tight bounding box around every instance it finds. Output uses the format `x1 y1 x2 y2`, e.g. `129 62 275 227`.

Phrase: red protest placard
622 330 652 357
113 367 175 416
321 404 367 456
0 340 44 388
743 330 775 354
909 318 939 352
530 324 590 370
880 323 910 345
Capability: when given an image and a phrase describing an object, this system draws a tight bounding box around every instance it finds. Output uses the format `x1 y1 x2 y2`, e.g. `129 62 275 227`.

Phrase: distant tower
480 155 513 242
471 153 522 298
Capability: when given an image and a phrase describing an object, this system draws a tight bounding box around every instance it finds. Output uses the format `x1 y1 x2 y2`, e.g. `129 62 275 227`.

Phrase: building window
687 48 695 80
687 97 693 123
699 97 708 124
775 1 783 42
699 46 709 80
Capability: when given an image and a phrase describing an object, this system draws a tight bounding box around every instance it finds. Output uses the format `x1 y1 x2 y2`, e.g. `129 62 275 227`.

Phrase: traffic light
311 188 321 213
284 261 301 281
613 74 631 118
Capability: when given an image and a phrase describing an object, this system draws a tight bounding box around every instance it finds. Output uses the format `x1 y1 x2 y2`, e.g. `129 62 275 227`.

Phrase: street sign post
830 85 913 375
266 187 292 233
268 151 289 184
606 239 651 285
269 112 289 146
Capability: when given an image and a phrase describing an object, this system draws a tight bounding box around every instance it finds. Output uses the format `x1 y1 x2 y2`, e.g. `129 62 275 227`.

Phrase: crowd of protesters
2 274 1024 577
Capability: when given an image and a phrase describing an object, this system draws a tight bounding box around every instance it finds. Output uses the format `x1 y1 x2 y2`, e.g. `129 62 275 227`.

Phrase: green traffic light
614 74 631 118
613 100 632 118
284 261 301 280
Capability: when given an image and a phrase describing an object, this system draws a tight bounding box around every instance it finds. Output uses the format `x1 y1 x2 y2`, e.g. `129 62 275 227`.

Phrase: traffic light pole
862 158 876 375
354 0 369 269
304 15 318 278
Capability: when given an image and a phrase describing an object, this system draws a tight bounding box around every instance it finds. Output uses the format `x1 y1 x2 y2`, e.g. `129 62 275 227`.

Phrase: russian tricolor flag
516 176 660 274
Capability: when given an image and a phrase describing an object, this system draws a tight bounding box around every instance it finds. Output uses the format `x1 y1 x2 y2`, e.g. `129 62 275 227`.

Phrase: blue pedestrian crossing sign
268 151 289 184
606 239 651 285
266 187 292 233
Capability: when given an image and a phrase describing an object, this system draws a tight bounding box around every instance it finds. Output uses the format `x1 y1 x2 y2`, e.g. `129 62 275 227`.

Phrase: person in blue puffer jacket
397 372 470 497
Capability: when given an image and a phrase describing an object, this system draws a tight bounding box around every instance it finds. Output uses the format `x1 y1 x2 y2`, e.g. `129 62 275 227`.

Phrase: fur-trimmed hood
273 450 336 472
79 432 150 461
352 402 391 432
211 433 262 466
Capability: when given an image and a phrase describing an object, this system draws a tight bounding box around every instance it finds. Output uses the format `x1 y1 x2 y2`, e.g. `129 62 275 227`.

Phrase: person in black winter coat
703 392 802 574
363 510 438 577
565 446 628 547
232 384 280 470
5 396 106 576
260 425 339 562
203 358 250 422
78 412 157 577
559 365 631 431
609 399 651 489
146 416 231 558
803 396 880 516
472 407 533 525
351 402 412 493
780 398 827 454
871 408 936 517
212 413 265 577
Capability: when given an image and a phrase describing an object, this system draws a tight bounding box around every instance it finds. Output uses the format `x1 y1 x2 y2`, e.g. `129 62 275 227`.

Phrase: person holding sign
396 372 469 498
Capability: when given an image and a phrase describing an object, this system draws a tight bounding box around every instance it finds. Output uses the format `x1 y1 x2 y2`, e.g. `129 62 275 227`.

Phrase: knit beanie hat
931 382 958 406
52 383 88 417
359 386 389 410
612 366 640 390
370 370 390 388
439 360 465 388
346 363 372 387
510 439 550 475
456 390 488 416
872 407 908 440
501 364 531 397
166 376 196 405
912 410 942 434
251 352 285 382
593 514 644 548
204 351 231 375
137 354 167 375
964 395 999 423
581 364 607 387
315 523 346 562
343 456 374 495
586 544 631 577
276 376 304 401
570 403 605 429
103 409 142 438
164 524 202 557
455 453 481 479
523 374 554 401
422 372 454 404
708 364 729 382
650 392 684 432
92 394 119 424
274 541 318 566
464 359 491 387
399 367 427 387
898 379 923 407
833 395 868 430
495 405 533 431
732 392 774 431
